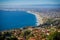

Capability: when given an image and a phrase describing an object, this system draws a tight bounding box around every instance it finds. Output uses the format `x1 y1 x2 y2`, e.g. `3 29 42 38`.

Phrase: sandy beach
27 11 43 26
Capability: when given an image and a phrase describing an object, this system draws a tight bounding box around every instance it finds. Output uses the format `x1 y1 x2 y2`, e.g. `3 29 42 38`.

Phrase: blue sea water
0 10 36 31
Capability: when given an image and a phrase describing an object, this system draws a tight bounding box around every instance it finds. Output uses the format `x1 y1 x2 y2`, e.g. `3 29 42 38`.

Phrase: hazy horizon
0 0 60 5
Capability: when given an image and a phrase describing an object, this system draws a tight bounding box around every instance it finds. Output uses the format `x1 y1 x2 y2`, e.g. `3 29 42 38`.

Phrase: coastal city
0 9 60 40
0 0 60 40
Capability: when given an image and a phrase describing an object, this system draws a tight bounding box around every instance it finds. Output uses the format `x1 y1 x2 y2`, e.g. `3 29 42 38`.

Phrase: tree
47 31 60 40
23 30 31 36
23 30 31 40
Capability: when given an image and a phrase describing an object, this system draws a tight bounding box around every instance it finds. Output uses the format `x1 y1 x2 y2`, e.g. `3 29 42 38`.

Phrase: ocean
0 10 36 31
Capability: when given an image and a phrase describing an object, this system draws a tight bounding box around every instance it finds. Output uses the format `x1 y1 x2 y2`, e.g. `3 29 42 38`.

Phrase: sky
0 0 60 5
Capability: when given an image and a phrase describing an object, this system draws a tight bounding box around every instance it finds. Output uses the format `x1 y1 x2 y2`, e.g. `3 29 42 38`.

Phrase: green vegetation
47 31 60 40
0 18 60 40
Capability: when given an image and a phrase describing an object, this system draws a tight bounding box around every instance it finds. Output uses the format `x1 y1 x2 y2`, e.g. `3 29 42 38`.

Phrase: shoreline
27 11 43 26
